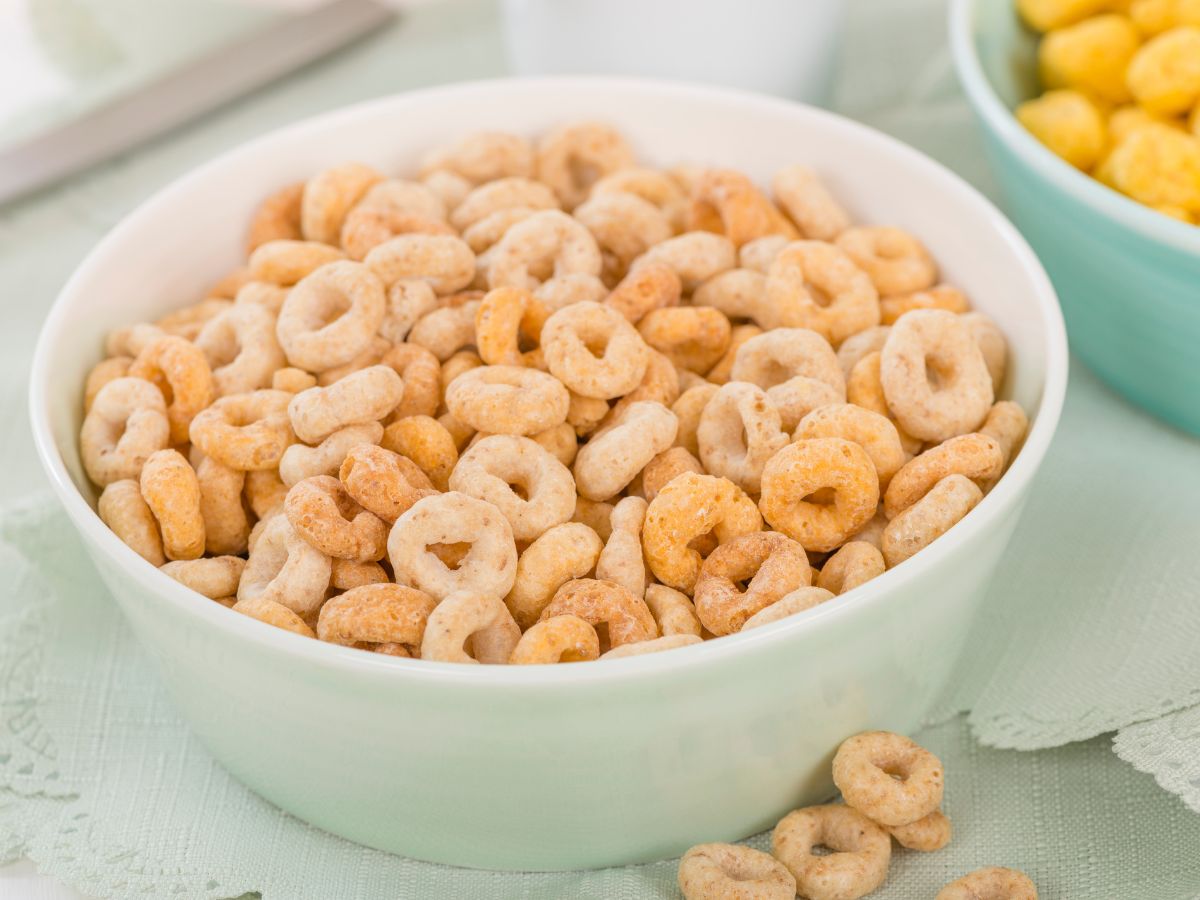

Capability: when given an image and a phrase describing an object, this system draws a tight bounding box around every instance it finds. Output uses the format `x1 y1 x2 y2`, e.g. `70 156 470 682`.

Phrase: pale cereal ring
408 300 481 362
574 401 677 501
421 130 534 184
591 166 689 231
574 191 672 278
444 365 569 435
98 479 165 565
539 578 657 649
301 162 382 244
690 168 791 247
317 583 436 652
601 634 703 658
644 583 702 637
795 404 906 490
314 335 390 387
836 226 937 296
469 602 522 664
532 271 608 311
248 240 345 287
340 208 456 261
536 121 634 209
381 415 459 491
285 475 387 561
389 491 517 601
246 181 304 252
676 369 710 392
382 343 441 420
672 383 719 458
486 209 602 290
566 390 610 437
105 322 165 359
474 286 549 369
128 335 215 444
764 241 880 345
209 267 252 300
880 310 994 443
694 531 811 635
353 178 447 222
851 506 888 551
233 594 315 639
339 443 434 523
276 261 386 371
156 297 234 341
161 556 245 599
421 168 472 211
604 261 682 324
239 512 331 616
741 586 835 629
365 234 476 294
195 302 286 397
880 284 968 325
837 325 891 378
540 300 649 399
759 438 880 553
449 434 575 541
884 433 1003 518
450 176 558 231
632 231 736 292
279 422 383 487
84 356 133 412
462 206 538 254
595 496 648 599
572 496 614 542
739 235 790 273
678 843 795 900
288 365 404 444
961 311 1008 394
509 615 600 664
705 324 763 386
235 282 289 316
637 306 731 374
244 468 288 520
195 456 249 555
936 867 1037 900
771 805 891 900
381 279 439 343
643 472 763 593
832 731 944 827
505 521 603 629
846 352 923 457
692 268 769 323
882 474 982 567
81 377 169 486
697 381 788 494
600 347 680 429
731 327 846 429
139 449 205 560
979 401 1028 479
772 164 851 241
888 810 952 852
329 558 389 591
641 446 704 504
438 411 475 451
420 592 509 663
816 541 885 595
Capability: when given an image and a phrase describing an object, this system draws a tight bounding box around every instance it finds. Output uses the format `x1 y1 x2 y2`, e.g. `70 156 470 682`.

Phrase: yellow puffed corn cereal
1130 0 1200 35
1102 123 1200 209
1189 103 1200 135
1107 104 1187 141
1016 89 1108 168
1018 0 1115 31
1126 27 1200 115
1039 14 1142 104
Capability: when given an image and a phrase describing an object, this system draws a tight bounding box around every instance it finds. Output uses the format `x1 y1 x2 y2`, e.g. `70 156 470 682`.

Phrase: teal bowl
950 0 1200 434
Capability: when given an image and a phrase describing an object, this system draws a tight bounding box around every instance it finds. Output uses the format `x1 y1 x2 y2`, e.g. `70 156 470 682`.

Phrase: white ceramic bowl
29 78 1067 872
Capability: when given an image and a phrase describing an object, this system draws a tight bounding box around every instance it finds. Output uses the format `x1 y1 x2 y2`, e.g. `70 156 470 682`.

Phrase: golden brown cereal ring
591 167 689 229
317 583 436 651
450 176 558 231
379 279 439 344
279 422 383 487
236 282 289 316
381 415 459 491
474 286 549 369
195 455 249 555
329 558 389 591
440 349 485 394
189 389 295 471
846 352 923 457
339 443 435 523
764 241 880 345
156 298 234 341
605 262 682 325
355 176 447 220
572 496 615 542
248 240 345 287
837 326 892 379
533 272 608 311
243 468 288 520
852 506 888 551
644 583 702 637
739 235 791 273
678 843 796 900
600 347 681 430
880 284 968 325
694 531 811 635
539 578 657 649
379 344 440 420
408 300 481 362
313 335 389 387
536 121 634 209
672 383 719 458
420 168 472 210
936 867 1037 900
697 381 788 494
528 422 578 466
444 365 569 435
692 268 769 325
246 181 304 252
161 556 245 599
771 805 891 900
632 231 737 292
128 336 215 445
194 303 286 397
980 401 1029 482
288 366 404 444
470 601 524 663
643 472 763 593
641 446 704 504
139 449 205 561
419 592 508 663
741 586 835 629
759 438 880 553
233 594 315 639
506 521 603 628
882 474 982 567
601 634 702 658
690 168 792 247
486 209 602 291
421 130 535 184
301 162 382 244
676 369 711 393
450 434 575 541
884 433 1003 518
637 306 731 374
340 207 455 261
509 615 600 664
81 377 169 486
961 311 1009 394
730 328 844 431
888 809 952 851
105 323 165 359
462 206 539 255
796 404 907 490
816 541 885 595
574 401 677 501
833 730 944 827
276 261 386 371
575 191 673 277
836 226 937 296
238 510 330 616
595 496 648 598
84 356 133 413
438 411 476 451
772 165 851 241
565 390 610 437
880 310 994 443
98 479 165 565
365 234 476 295
705 324 762 386
389 491 517 601
285 475 387 561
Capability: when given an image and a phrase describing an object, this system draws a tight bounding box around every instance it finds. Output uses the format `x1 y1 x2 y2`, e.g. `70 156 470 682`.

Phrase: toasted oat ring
705 324 762 385
81 377 169 486
421 130 535 184
880 310 994 444
739 235 790 273
539 578 657 649
380 280 439 343
961 311 1008 394
846 352 923 456
84 356 133 413
595 496 649 599
693 531 811 635
836 226 937 296
771 805 891 900
195 455 249 555
329 558 389 591
888 810 952 851
641 446 704 504
599 347 680 429
339 443 435 523
380 344 440 420
759 438 881 553
98 479 165 565
420 168 472 210
487 209 602 290
276 261 386 371
979 401 1028 483
235 282 289 317
139 449 205 560
816 542 885 595
474 286 550 368
690 168 790 247
364 234 476 294
246 181 304 252
833 731 944 827
156 297 235 341
836 326 892 378
450 434 575 541
525 421 577 466
105 323 165 359
419 592 510 663
637 307 731 374
935 867 1037 900
233 594 316 639
388 491 517 602
340 207 455 261
301 162 382 244
189 389 295 471
450 176 558 230
642 471 763 593
574 401 677 501
444 365 570 435
772 164 852 241
741 586 835 629
880 284 968 325
462 207 539 254
288 365 404 444
407 300 480 362
575 192 673 276
128 336 215 444
882 474 982 567
678 843 796 900
671 383 719 458
279 422 383 487
354 176 447 219
285 475 387 561
731 327 846 430
764 241 880 345
509 614 600 664
601 634 703 658
381 415 459 491
314 335 389 387
884 433 1003 518
194 302 286 397
697 382 788 495
692 268 769 324
243 470 288 522
317 583 437 651
505 522 603 629
604 262 682 325
644 584 702 637
248 240 345 287
161 556 245 599
536 122 634 209
632 231 737 292
796 404 907 490
590 167 689 231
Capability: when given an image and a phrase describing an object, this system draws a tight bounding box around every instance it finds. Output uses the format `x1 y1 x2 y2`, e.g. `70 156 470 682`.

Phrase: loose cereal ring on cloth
300 162 382 244
238 513 331 618
246 181 304 252
388 491 517 602
139 449 205 561
474 286 550 369
741 586 835 629
888 809 952 851
275 261 386 371
450 176 558 231
538 578 657 650
284 475 387 562
631 231 737 292
759 438 880 553
195 456 250 555
573 401 677 501
505 521 603 629
604 262 682 324
637 306 731 374
816 541 886 595
936 867 1037 900
98 479 165 565
287 365 404 444
832 730 944 827
731 327 846 431
795 404 907 491
697 381 788 494
421 130 535 184
882 474 982 568
444 365 570 435
339 443 435 523
643 583 702 637
81 377 169 486
316 583 437 653
381 415 459 491
689 168 795 247
883 433 1003 518
763 241 880 345
486 209 603 292
364 234 476 294
771 164 852 241
161 556 245 599
595 496 649 599
279 422 383 487
248 240 345 287
128 335 215 445
771 805 891 900
194 302 285 397
509 614 600 664
835 226 937 297
693 532 811 635
535 121 635 209
678 843 796 900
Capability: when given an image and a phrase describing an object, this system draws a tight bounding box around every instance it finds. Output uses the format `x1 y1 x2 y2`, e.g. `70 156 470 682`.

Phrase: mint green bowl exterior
950 0 1200 435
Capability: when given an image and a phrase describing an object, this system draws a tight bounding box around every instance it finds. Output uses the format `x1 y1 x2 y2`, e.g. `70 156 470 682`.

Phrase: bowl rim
28 75 1069 688
948 0 1200 257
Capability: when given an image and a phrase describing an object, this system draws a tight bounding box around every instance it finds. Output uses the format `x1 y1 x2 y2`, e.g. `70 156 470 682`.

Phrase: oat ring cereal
677 843 796 900
161 556 246 599
474 286 550 368
573 192 673 280
248 239 345 287
538 578 657 649
590 166 689 231
381 343 441 419
238 513 331 618
731 327 846 430
233 594 316 638
693 532 811 636
888 809 952 852
816 541 886 595
696 381 788 495
450 176 559 231
276 261 386 371
195 456 250 555
936 867 1037 900
632 231 737 292
535 121 635 209
740 586 835 629
637 306 732 374
765 240 881 346
194 302 285 397
759 438 880 553
487 210 602 290
364 234 476 294
381 415 459 491
644 584 702 637
771 805 892 900
771 164 851 241
836 226 937 296
279 422 383 487
508 614 600 664
690 168 792 247
139 449 205 561
884 432 1004 518
420 591 511 663
504 521 603 629
388 491 517 602
245 181 303 252
288 365 404 444
795 404 907 490
603 262 682 324
80 377 170 487
340 207 456 261
98 480 165 565
338 443 435 523
128 335 215 444
420 129 534 184
284 475 388 561
594 496 649 599
882 474 983 568
640 446 704 504
301 162 382 244
574 401 677 501
316 583 437 652
444 365 570 435
832 731 944 827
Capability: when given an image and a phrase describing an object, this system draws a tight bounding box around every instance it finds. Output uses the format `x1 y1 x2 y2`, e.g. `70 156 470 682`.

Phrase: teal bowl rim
948 0 1200 258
